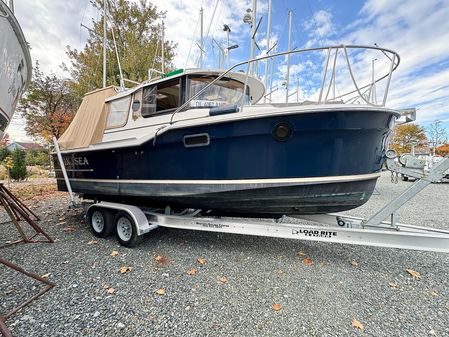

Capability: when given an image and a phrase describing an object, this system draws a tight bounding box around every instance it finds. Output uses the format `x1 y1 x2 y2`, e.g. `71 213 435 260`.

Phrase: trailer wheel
115 212 141 247
87 207 114 238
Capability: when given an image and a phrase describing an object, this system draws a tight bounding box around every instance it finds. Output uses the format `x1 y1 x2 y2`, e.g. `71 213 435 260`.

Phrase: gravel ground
1 173 448 337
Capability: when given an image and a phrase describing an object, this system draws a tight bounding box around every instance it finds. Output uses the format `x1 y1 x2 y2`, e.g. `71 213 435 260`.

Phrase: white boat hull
0 2 32 137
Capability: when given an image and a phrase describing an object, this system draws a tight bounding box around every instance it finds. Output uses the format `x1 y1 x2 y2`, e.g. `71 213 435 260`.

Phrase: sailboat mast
249 0 257 75
103 0 107 87
263 0 272 103
285 10 292 103
200 7 204 68
161 22 165 73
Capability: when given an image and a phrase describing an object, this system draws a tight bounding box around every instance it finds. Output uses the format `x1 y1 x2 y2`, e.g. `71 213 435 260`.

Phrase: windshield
188 75 250 108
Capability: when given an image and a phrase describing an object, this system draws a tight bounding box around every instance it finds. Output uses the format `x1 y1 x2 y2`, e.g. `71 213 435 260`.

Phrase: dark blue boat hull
54 109 396 215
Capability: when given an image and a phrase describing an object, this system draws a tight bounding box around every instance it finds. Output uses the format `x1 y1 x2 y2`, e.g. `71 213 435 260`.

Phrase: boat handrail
169 44 400 124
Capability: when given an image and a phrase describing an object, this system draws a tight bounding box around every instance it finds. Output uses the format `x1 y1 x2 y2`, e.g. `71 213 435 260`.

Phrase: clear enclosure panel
188 76 250 108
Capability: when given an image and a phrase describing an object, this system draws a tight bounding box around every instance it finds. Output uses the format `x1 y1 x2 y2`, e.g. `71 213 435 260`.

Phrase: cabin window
106 96 131 128
141 86 156 117
142 79 180 117
132 89 143 120
187 76 250 108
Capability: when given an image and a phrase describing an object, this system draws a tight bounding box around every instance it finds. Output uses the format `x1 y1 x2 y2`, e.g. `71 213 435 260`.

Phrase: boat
54 45 401 217
0 0 32 139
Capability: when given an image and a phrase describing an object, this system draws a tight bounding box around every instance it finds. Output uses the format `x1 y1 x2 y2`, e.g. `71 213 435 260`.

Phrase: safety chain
390 171 399 184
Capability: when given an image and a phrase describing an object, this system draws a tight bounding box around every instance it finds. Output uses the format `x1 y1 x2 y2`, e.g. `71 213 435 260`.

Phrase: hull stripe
57 172 380 185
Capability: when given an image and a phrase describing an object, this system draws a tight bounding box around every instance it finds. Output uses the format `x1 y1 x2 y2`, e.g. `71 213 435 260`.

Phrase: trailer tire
87 207 115 238
115 212 141 247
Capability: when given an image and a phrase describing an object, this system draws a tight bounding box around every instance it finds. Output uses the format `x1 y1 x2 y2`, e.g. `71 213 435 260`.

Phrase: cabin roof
104 69 265 105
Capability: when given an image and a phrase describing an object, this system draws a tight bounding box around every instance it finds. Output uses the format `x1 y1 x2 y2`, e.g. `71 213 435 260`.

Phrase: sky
6 0 449 141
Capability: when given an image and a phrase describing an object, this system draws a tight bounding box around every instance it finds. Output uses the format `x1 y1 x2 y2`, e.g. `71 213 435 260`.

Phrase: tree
436 144 449 157
26 149 50 167
9 149 27 181
65 0 176 98
2 156 13 183
426 120 447 155
18 63 79 143
390 124 427 155
1 132 10 146
0 133 10 162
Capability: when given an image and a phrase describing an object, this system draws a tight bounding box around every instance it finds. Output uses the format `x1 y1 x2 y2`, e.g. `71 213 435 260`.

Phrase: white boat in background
0 0 32 139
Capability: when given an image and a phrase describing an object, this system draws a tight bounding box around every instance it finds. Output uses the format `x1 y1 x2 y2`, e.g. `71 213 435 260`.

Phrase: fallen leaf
107 287 116 294
63 226 76 232
218 276 228 284
156 288 166 295
405 269 421 279
351 318 364 330
41 273 51 279
388 282 399 289
272 303 282 311
119 266 133 274
297 251 306 257
197 258 207 266
186 268 197 276
430 290 438 297
87 240 98 245
154 255 170 265
110 250 119 257
302 258 314 266
351 260 358 267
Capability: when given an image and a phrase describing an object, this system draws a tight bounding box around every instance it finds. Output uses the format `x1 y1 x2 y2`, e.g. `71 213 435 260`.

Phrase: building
6 142 44 152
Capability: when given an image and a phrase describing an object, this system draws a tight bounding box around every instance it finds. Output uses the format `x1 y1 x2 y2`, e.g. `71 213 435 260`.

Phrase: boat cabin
104 69 264 130
57 69 264 150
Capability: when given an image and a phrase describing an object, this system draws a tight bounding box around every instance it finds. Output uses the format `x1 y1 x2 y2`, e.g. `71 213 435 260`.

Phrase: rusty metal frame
0 258 55 337
0 184 55 337
0 183 53 248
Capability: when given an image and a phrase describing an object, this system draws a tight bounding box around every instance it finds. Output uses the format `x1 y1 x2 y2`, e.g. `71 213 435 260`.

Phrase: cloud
344 0 449 123
14 1 89 75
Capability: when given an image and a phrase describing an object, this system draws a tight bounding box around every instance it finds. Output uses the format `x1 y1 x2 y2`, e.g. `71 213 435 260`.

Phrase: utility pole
103 0 107 88
263 0 272 103
285 10 292 103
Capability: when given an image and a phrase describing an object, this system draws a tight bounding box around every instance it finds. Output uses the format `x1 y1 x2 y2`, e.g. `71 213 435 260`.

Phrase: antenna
111 27 124 89
103 0 107 87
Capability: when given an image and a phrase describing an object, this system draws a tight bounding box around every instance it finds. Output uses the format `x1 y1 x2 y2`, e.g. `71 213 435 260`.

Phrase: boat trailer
62 150 449 252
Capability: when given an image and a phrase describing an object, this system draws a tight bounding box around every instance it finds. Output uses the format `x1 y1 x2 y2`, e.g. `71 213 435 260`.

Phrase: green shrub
9 149 27 181
0 146 8 162
26 149 50 166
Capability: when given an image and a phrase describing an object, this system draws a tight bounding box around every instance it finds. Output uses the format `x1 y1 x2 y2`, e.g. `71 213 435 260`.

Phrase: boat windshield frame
169 45 400 124
186 75 250 109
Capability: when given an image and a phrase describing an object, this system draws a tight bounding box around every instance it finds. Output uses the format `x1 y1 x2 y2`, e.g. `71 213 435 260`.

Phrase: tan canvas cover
58 86 117 150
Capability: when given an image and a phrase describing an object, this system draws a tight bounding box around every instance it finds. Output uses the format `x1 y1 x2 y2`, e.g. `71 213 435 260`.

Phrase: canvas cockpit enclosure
57 86 117 150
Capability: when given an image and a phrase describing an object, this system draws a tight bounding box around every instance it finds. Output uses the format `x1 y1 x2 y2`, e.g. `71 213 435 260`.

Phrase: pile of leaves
9 182 64 201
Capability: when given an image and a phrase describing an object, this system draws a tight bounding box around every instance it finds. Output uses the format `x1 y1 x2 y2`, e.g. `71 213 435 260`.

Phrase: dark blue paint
56 109 395 181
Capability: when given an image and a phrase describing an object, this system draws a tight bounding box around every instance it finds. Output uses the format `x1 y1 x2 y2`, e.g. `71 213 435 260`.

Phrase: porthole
272 122 293 142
